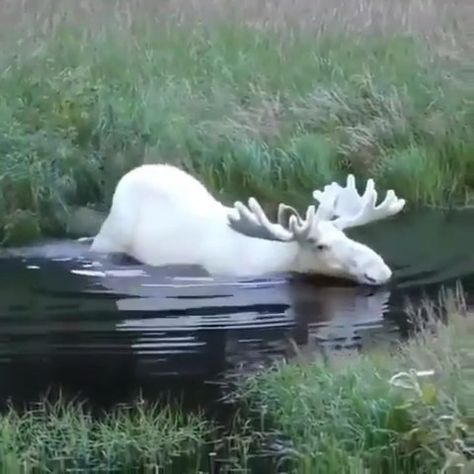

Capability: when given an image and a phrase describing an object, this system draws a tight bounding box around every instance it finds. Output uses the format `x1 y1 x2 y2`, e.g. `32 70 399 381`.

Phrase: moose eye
307 238 328 251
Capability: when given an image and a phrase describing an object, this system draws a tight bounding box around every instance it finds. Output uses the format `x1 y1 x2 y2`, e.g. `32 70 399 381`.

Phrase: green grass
0 394 267 474
0 0 472 244
0 396 213 473
237 289 474 473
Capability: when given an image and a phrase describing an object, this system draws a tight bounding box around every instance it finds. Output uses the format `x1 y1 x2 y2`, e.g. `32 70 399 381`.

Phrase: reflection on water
0 209 473 408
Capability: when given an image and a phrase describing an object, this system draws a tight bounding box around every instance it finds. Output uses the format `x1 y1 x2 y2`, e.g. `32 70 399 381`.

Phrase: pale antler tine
233 200 259 225
293 205 315 240
248 198 276 230
358 178 377 216
277 203 302 227
277 203 288 225
306 204 317 232
306 204 316 221
312 182 337 202
313 182 341 221
339 180 378 228
376 189 395 213
288 215 299 233
231 201 248 221
389 192 406 212
291 215 310 239
346 174 356 191
248 197 270 223
301 205 315 230
362 178 375 201
248 197 294 241
248 197 273 227
312 189 324 201
378 190 405 216
369 186 378 209
394 198 406 213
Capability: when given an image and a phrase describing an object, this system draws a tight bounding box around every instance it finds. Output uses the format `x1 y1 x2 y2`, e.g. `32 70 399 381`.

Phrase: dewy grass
237 288 474 473
0 0 472 245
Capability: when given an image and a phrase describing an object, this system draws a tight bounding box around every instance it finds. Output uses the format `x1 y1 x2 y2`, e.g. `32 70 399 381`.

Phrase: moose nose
364 273 377 284
364 266 392 285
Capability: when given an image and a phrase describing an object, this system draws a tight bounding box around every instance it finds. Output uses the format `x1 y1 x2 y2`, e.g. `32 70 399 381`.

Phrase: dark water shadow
0 209 473 411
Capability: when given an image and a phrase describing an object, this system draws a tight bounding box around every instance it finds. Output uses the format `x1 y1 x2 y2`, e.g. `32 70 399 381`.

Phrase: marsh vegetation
0 0 472 245
239 289 474 473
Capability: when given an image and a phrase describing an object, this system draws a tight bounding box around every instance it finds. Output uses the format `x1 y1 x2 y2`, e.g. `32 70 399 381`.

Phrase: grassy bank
1 290 472 473
238 290 474 473
0 0 472 244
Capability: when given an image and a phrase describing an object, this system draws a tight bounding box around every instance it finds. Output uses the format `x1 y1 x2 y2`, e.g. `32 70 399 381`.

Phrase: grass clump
237 290 474 473
0 397 212 473
0 0 472 244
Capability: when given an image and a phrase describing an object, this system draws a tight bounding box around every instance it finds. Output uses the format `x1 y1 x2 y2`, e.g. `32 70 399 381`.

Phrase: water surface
0 209 473 408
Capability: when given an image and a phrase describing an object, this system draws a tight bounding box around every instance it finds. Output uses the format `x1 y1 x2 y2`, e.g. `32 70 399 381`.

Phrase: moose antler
312 174 405 229
227 198 317 242
227 175 404 241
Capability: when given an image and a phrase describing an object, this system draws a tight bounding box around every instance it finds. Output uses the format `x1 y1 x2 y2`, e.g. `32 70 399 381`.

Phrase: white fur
91 164 394 285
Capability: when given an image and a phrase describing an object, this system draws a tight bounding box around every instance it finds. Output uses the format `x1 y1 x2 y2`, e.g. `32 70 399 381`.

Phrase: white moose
90 164 405 285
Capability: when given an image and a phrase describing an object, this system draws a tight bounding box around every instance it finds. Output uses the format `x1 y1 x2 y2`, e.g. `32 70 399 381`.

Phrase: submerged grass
0 0 472 244
238 287 474 473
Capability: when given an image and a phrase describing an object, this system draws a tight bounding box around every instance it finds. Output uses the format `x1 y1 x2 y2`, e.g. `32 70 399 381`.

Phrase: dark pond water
0 209 473 410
